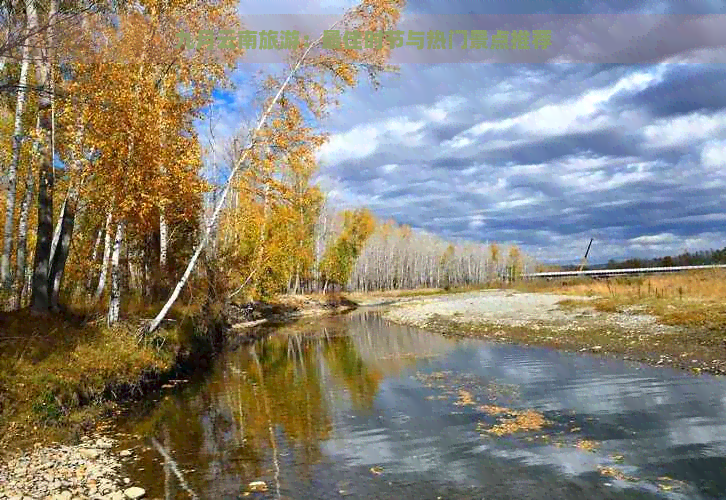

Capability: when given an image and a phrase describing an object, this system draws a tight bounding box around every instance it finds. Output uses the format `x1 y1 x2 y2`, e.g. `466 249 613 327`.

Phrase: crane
578 238 594 273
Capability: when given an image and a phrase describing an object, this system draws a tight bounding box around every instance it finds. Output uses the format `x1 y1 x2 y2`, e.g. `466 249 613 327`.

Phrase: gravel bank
383 290 674 334
0 434 147 500
382 290 726 375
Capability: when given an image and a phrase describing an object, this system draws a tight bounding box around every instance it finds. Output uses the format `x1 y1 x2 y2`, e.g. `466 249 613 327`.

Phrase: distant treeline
558 247 726 271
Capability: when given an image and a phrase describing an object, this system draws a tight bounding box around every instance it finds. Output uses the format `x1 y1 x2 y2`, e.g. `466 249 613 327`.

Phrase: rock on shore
0 435 146 500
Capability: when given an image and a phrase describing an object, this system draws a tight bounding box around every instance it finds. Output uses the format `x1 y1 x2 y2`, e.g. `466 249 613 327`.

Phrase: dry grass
0 302 204 450
516 270 726 331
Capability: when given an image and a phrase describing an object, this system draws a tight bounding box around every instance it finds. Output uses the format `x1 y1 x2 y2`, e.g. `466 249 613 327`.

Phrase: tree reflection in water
124 311 457 499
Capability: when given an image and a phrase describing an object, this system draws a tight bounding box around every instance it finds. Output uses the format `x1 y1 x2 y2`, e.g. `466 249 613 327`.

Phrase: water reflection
118 310 726 500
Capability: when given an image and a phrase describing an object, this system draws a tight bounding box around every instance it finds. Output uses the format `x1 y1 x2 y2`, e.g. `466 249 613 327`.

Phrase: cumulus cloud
198 0 726 264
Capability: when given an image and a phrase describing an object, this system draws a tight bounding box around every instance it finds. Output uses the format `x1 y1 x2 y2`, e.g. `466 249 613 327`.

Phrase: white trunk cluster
345 227 535 292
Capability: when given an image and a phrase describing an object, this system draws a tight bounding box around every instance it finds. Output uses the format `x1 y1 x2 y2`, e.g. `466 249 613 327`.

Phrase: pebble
248 481 268 492
0 434 148 500
123 486 145 499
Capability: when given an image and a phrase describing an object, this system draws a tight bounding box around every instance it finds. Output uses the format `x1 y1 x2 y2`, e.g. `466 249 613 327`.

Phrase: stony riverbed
0 434 147 500
382 290 676 334
382 290 726 375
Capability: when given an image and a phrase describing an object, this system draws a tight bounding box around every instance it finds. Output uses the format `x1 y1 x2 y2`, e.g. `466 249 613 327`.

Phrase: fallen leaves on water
598 466 637 482
481 409 549 436
478 405 512 415
575 439 600 452
454 390 475 406
415 371 452 381
656 476 687 491
425 395 449 400
485 382 520 400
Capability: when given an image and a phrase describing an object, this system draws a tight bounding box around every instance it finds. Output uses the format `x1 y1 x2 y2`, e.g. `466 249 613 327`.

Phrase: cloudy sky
201 0 726 265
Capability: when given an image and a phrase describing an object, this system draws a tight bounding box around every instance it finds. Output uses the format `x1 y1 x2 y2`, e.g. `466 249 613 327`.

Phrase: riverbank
0 292 365 498
0 304 223 457
0 293 360 454
0 433 148 500
346 285 489 306
382 289 726 375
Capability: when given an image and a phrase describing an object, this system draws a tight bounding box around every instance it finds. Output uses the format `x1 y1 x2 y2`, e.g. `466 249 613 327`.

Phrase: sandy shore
382 290 726 375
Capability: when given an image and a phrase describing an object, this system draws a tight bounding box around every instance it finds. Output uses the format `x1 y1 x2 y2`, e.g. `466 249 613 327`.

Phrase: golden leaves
481 409 549 437
52 2 238 233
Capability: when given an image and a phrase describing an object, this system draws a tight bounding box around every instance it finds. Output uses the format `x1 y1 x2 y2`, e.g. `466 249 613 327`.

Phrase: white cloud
629 233 678 245
643 111 726 150
443 136 473 149
317 123 381 165
460 67 667 140
701 140 726 169
317 116 428 165
468 214 485 229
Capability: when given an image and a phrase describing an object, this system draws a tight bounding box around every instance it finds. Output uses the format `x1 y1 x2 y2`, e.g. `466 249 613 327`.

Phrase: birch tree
28 0 57 312
1 18 32 290
146 0 406 333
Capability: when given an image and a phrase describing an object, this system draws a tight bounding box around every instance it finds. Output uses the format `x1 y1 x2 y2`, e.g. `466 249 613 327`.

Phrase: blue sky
198 0 726 265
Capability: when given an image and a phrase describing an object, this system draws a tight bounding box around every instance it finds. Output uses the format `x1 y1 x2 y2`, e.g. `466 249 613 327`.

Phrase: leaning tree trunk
146 24 342 334
48 192 66 266
48 118 86 310
48 185 78 310
1 26 32 290
107 221 125 326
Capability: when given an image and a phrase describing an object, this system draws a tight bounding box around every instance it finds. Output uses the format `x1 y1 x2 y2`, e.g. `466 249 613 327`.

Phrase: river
114 309 726 499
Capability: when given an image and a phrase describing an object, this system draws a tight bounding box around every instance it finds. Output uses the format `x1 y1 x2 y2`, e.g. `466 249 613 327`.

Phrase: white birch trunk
1 30 32 289
159 211 168 269
106 221 125 326
93 210 113 301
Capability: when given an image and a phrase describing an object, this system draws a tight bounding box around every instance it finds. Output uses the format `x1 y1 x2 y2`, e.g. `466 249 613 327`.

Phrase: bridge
521 264 726 279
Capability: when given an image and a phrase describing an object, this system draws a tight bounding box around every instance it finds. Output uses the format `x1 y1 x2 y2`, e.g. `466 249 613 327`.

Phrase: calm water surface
116 310 726 500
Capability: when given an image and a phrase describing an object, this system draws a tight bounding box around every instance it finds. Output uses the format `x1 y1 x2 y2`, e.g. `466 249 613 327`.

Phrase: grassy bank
512 269 726 332
420 313 726 375
0 292 366 454
0 301 228 454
